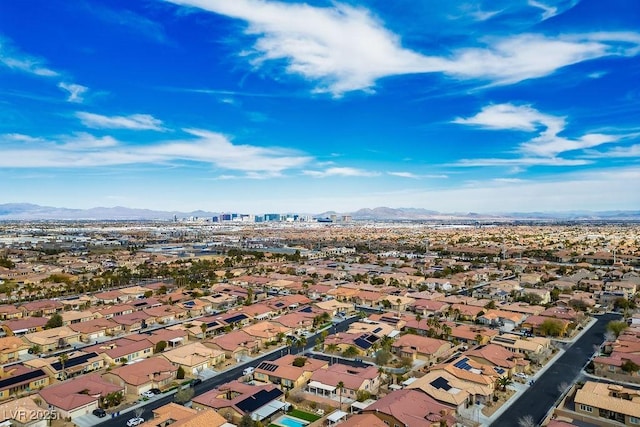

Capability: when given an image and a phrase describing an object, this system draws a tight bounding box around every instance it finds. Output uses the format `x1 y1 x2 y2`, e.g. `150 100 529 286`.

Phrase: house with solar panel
0 364 49 401
253 354 327 389
391 334 453 365
406 355 499 409
192 380 287 424
24 350 104 380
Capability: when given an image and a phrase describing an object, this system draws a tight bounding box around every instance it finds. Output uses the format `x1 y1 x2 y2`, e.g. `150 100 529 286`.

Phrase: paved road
93 315 360 427
491 313 620 427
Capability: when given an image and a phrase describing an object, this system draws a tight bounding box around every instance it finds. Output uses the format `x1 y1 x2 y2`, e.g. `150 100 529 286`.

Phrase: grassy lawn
289 409 321 422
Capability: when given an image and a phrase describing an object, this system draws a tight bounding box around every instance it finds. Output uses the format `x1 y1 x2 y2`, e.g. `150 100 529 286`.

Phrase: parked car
149 388 162 395
243 367 255 376
191 378 202 387
514 373 528 379
92 408 107 418
141 391 155 398
127 417 144 427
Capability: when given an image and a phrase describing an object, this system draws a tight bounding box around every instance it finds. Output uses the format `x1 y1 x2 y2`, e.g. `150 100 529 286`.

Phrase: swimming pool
273 415 309 427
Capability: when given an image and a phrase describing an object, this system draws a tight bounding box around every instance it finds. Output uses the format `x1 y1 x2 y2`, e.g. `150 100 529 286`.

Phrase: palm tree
327 343 338 353
298 337 307 354
336 381 345 409
200 323 208 338
58 353 69 380
496 376 513 391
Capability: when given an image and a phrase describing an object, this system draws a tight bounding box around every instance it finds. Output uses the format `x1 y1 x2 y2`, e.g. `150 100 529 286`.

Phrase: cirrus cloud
165 0 640 95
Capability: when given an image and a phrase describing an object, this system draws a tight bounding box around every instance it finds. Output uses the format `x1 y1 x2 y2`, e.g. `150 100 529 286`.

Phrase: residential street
490 313 620 427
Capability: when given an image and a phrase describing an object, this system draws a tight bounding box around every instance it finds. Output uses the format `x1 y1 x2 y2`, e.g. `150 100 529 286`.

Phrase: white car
514 373 528 379
141 391 155 398
127 417 144 426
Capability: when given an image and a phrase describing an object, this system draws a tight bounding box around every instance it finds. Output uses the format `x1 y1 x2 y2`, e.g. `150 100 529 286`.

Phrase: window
631 417 640 425
579 404 593 413
609 365 616 372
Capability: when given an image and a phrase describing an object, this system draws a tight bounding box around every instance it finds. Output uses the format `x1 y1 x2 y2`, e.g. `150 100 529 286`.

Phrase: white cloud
584 144 640 158
303 167 379 178
388 171 420 179
0 37 59 77
0 129 312 174
528 0 558 20
58 82 88 103
165 0 640 95
388 171 448 179
455 103 618 159
454 157 591 167
76 112 167 131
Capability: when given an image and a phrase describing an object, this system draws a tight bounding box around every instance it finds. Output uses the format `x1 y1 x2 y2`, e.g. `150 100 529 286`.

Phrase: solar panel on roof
51 352 99 371
454 357 472 371
372 327 382 334
257 362 278 372
430 377 451 391
206 321 219 328
275 302 285 308
225 314 248 324
354 337 372 349
299 306 313 313
365 335 379 343
236 388 284 413
494 367 505 375
0 369 46 390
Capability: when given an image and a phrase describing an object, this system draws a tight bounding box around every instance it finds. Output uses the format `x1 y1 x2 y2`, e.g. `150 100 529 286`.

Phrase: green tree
539 319 564 336
58 353 69 380
336 381 345 408
608 320 629 338
342 346 359 358
375 350 392 365
496 376 513 391
200 324 208 338
176 366 186 380
293 357 307 367
621 359 640 373
239 414 256 427
154 341 167 353
174 388 194 404
45 313 63 329
356 389 371 402
484 300 497 310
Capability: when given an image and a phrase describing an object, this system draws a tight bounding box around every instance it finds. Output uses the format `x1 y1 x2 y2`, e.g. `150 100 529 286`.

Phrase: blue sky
1 0 639 214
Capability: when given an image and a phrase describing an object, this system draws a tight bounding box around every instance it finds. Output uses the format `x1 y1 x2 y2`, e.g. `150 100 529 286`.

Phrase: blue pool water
275 415 309 427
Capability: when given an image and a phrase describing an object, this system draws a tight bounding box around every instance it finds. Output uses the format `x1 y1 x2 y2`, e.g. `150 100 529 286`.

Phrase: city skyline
1 0 639 213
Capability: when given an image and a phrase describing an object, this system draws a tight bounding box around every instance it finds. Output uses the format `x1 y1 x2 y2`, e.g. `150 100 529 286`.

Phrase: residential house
204 331 260 361
391 334 453 365
363 389 456 427
448 323 499 346
0 336 30 363
111 311 154 333
93 304 134 319
103 357 178 396
314 299 355 316
0 365 49 401
143 305 187 324
39 373 123 420
139 402 227 427
523 315 572 337
466 344 530 376
1 318 48 336
68 317 123 342
23 327 81 353
24 351 104 381
60 310 96 326
242 321 291 347
94 290 124 305
161 342 225 376
490 334 551 358
84 337 153 365
574 381 640 425
19 300 63 317
191 381 286 424
407 356 498 408
306 363 380 400
253 354 328 389
0 305 23 320
0 396 50 427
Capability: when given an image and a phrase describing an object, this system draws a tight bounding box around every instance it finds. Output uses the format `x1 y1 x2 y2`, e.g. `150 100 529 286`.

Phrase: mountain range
1 203 639 221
